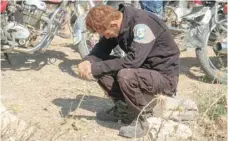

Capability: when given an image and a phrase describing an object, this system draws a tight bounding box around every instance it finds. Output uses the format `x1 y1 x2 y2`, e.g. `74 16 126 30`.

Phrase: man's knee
117 69 131 81
117 69 137 88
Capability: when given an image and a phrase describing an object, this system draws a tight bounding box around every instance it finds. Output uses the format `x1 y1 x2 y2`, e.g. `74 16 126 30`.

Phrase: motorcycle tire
77 32 91 59
195 16 227 84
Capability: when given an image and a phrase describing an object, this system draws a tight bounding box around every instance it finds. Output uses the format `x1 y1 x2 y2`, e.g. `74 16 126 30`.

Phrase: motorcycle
162 1 228 83
74 0 227 83
0 0 66 60
185 1 227 84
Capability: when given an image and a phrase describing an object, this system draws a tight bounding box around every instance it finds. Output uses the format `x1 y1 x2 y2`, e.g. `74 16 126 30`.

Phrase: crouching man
78 4 180 138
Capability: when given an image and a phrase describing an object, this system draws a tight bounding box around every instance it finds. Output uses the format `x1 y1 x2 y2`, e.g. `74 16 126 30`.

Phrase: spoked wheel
196 18 227 84
17 8 65 53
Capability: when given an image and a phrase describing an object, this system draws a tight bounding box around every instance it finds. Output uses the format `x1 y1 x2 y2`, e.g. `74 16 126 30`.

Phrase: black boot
96 100 136 124
119 112 152 138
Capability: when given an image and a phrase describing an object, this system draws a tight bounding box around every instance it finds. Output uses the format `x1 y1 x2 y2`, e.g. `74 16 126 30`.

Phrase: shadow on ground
1 49 216 83
1 50 83 78
52 95 124 130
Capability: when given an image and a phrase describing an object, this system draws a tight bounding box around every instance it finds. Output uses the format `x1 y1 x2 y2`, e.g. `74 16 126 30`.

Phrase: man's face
98 29 118 39
97 28 119 39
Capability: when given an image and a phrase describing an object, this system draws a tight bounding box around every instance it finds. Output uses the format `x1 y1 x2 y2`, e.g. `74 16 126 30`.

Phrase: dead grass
135 95 194 141
0 110 39 141
1 36 227 140
193 83 227 141
132 81 227 141
196 88 226 120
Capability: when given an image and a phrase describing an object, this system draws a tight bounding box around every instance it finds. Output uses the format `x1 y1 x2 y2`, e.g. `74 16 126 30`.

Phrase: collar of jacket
118 4 134 37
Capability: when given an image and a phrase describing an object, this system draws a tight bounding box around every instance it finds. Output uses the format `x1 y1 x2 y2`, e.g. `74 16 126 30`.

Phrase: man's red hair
86 5 121 32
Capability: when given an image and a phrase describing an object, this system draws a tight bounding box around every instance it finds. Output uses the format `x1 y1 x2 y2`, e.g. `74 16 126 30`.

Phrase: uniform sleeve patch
133 24 155 44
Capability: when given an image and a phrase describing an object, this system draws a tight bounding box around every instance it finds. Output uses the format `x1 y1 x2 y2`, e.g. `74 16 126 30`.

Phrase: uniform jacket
85 5 180 78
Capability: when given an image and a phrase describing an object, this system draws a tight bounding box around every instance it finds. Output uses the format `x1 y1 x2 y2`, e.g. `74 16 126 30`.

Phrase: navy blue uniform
85 5 180 113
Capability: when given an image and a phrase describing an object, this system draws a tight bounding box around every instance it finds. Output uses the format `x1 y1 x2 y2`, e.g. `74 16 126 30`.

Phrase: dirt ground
1 37 227 141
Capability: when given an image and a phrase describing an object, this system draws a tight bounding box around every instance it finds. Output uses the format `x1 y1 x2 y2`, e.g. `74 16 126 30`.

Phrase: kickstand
3 53 12 65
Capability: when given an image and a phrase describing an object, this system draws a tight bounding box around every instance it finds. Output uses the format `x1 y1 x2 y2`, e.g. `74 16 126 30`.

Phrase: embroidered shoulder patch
133 24 155 44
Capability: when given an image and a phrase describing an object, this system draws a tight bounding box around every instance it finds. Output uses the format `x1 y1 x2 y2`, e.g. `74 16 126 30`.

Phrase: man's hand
78 60 95 80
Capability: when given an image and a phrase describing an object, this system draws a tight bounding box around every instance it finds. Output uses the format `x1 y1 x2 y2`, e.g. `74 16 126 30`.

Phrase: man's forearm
84 55 100 64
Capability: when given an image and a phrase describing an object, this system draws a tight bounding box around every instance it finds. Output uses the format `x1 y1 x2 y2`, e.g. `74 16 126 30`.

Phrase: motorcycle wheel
195 17 227 84
77 30 99 58
77 1 134 59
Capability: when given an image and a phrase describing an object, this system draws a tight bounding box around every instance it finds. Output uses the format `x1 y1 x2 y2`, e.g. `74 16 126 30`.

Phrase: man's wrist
83 55 96 64
91 62 102 78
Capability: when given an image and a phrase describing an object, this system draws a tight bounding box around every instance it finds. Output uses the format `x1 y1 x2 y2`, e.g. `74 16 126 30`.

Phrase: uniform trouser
91 56 178 115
